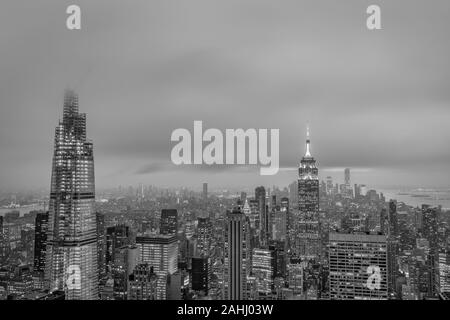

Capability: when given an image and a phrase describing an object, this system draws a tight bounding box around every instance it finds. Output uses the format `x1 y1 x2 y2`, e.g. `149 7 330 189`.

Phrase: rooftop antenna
305 122 312 157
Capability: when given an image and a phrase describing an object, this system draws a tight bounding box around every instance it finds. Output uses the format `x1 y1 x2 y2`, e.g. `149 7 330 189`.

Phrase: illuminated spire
305 124 312 157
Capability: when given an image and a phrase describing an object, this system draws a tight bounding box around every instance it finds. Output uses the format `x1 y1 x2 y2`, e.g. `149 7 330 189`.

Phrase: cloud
135 162 260 175
1 0 450 189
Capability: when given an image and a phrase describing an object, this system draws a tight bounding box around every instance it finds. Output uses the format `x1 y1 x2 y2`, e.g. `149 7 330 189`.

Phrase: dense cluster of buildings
0 90 449 300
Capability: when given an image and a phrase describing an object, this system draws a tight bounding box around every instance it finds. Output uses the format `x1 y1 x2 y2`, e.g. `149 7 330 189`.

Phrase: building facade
136 233 178 300
329 233 388 300
226 208 247 300
160 209 178 236
34 211 48 273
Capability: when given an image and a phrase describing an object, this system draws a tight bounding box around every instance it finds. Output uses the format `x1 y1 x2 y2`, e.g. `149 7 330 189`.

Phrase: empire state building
45 90 99 299
294 126 321 260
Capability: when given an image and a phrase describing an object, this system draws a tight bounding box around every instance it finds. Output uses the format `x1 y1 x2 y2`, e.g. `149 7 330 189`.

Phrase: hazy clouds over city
1 0 450 190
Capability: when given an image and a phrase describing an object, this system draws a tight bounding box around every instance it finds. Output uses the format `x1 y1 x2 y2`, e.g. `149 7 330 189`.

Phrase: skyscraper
111 245 139 300
295 126 320 259
160 209 178 236
128 263 158 300
252 248 275 298
96 212 106 278
326 176 333 196
387 200 399 298
388 200 399 238
202 182 208 201
226 207 247 300
255 186 268 246
272 207 287 242
34 211 49 273
354 184 361 199
0 216 3 259
422 205 439 297
422 205 439 254
380 207 388 235
344 168 350 185
328 233 388 300
280 197 290 240
136 233 178 300
438 251 450 294
248 199 259 230
192 256 211 295
45 90 99 300
271 240 287 279
197 217 212 256
106 224 131 269
287 258 304 297
344 168 352 198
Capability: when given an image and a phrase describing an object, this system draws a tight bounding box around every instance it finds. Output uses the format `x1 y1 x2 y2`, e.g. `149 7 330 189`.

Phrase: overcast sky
1 0 450 191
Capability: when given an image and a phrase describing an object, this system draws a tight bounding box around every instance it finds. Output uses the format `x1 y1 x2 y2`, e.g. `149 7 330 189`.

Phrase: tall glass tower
45 90 98 299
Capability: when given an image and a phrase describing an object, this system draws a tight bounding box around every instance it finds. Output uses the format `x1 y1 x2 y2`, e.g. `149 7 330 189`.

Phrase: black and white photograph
0 0 450 311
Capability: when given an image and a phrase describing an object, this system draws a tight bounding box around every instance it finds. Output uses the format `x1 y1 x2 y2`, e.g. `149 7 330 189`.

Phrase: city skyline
1 0 450 190
0 89 448 301
2 0 450 307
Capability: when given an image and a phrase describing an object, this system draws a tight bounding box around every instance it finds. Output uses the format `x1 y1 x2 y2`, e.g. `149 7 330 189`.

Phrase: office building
45 90 98 299
252 248 275 297
128 263 158 300
202 183 208 201
295 127 320 259
33 211 48 273
106 225 131 269
96 212 106 278
160 209 178 236
255 186 268 246
329 233 388 300
192 256 211 295
197 217 212 256
226 207 247 300
136 233 178 300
